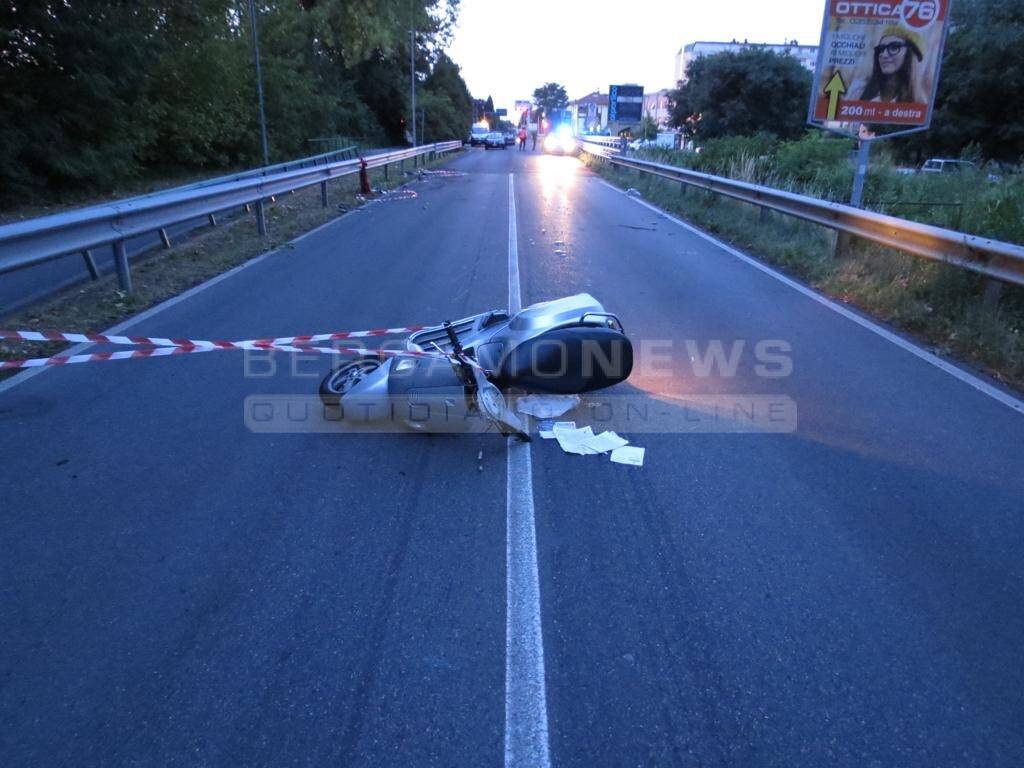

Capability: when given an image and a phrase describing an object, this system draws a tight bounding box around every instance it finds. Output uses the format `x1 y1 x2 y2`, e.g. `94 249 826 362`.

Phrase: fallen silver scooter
318 294 633 439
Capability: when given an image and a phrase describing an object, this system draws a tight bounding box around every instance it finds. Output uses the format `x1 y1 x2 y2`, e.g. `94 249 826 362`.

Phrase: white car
628 138 657 151
921 158 976 174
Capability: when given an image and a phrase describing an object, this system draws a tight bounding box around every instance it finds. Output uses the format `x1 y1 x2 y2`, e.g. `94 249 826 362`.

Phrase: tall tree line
0 0 473 205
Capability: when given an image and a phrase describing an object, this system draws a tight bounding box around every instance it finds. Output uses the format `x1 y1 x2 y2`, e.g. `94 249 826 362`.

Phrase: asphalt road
2 145 1024 767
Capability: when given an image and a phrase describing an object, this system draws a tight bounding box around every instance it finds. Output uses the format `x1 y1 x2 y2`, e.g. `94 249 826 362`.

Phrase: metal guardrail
576 135 626 150
578 138 1024 287
128 145 360 202
0 141 462 292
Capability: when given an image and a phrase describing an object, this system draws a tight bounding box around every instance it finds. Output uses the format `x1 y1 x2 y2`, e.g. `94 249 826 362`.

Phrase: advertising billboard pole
850 138 871 208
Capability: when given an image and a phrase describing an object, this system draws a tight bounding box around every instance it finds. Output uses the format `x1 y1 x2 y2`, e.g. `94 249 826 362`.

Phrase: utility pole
248 0 270 165
410 29 417 147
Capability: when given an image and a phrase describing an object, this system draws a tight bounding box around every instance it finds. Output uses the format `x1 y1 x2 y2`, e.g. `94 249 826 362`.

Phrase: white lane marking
505 172 552 768
508 174 523 316
0 211 349 396
596 177 1024 416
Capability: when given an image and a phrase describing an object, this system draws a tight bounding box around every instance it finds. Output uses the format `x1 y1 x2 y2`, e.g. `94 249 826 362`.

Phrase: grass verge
0 154 455 380
583 153 1024 393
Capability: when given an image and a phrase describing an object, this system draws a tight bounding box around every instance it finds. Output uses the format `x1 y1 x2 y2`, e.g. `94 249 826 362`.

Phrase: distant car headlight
559 135 575 152
543 134 558 152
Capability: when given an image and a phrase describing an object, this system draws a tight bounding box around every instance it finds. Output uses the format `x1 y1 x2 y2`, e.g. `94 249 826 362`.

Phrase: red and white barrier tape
0 326 426 349
0 341 443 371
0 325 496 373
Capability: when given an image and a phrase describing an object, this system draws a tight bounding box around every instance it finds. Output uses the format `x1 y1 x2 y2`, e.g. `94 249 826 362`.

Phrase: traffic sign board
609 84 643 123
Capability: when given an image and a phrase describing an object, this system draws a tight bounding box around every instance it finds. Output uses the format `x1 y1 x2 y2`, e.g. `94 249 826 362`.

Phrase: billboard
808 0 952 131
609 85 643 123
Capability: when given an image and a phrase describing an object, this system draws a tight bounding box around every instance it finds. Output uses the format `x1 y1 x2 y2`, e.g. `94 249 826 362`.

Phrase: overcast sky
448 0 827 111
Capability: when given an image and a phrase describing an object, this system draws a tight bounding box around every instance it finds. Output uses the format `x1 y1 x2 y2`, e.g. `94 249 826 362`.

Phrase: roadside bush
775 133 853 188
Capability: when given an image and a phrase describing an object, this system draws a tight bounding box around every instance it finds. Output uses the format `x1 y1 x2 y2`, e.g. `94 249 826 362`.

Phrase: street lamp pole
248 0 270 165
410 29 417 147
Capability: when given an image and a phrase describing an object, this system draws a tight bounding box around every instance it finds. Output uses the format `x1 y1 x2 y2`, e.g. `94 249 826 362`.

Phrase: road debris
626 188 642 197
610 446 645 467
411 168 466 178
539 417 642 465
554 425 597 455
516 394 579 418
355 188 419 204
579 431 629 454
537 420 573 438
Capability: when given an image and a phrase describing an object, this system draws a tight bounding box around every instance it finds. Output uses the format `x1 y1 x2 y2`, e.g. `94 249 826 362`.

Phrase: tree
896 0 1024 162
0 0 471 205
532 82 568 113
421 54 473 141
669 49 811 140
639 114 659 140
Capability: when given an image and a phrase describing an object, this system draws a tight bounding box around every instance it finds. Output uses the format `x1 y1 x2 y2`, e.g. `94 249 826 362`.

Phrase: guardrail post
982 279 1003 309
320 181 328 208
835 140 872 259
159 228 171 249
82 250 100 280
255 200 267 236
400 159 405 174
208 213 218 226
384 163 389 181
112 240 132 292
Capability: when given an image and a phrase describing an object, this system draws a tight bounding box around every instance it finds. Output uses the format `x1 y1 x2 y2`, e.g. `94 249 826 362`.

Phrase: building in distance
674 40 818 84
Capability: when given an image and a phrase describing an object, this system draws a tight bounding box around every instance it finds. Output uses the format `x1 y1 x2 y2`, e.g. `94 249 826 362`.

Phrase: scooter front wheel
319 356 382 408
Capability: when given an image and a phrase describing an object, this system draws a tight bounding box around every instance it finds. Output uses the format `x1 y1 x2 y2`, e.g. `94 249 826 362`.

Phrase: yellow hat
878 25 924 60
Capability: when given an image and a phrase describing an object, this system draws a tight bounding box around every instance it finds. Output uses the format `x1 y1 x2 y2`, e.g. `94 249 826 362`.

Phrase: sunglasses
875 41 908 56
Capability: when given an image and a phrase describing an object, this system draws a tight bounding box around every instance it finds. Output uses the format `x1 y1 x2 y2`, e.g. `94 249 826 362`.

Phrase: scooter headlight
543 134 558 152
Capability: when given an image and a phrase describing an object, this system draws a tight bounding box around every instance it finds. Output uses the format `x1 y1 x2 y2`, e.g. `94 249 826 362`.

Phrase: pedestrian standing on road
518 126 527 152
530 125 538 151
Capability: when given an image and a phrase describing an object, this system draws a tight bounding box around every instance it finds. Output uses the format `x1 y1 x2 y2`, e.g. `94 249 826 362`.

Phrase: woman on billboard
856 26 927 104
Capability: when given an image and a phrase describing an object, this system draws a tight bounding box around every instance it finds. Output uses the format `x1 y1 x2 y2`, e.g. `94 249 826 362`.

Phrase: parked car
921 158 976 174
483 132 507 150
504 131 516 146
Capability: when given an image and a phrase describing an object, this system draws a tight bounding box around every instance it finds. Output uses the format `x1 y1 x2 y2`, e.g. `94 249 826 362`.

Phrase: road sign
808 0 952 133
609 84 643 123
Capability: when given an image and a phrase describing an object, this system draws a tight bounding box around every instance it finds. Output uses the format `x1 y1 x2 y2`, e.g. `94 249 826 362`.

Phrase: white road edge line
0 212 348 396
505 172 552 768
596 177 1024 416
